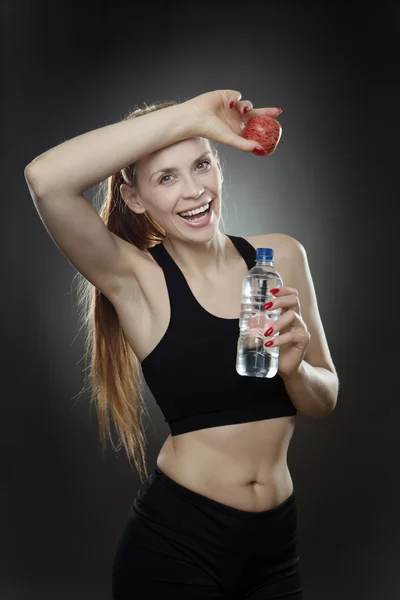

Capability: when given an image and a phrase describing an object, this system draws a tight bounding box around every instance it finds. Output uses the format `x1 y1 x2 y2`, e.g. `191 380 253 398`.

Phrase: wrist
170 101 201 139
280 360 306 382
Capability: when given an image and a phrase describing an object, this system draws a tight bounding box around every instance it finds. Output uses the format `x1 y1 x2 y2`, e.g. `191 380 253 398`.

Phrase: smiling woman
24 89 330 599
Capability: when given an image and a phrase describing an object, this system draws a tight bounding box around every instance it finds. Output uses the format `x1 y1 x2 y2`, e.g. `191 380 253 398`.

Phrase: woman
25 89 339 599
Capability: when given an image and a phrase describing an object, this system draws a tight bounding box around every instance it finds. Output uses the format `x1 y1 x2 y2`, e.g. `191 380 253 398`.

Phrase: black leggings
112 466 303 599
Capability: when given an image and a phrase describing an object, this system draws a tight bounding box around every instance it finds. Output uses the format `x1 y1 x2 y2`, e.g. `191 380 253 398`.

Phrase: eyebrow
150 151 212 180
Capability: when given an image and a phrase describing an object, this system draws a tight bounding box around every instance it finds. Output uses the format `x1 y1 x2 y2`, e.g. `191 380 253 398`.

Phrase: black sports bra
141 235 297 435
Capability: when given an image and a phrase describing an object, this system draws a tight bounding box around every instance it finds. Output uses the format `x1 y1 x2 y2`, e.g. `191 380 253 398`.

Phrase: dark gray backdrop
2 1 399 598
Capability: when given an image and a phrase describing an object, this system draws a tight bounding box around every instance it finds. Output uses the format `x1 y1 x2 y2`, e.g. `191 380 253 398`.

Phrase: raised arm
24 103 195 299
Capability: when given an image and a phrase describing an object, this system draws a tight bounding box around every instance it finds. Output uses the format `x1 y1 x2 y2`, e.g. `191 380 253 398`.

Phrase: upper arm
276 234 338 375
25 167 142 300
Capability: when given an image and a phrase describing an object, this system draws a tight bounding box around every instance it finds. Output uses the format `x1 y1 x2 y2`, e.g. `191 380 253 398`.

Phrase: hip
112 465 301 598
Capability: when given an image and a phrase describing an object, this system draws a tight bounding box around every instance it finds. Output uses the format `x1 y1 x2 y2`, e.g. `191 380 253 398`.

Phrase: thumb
219 129 264 153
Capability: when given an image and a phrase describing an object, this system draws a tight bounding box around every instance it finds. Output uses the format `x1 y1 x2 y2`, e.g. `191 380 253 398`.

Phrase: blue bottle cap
256 247 274 261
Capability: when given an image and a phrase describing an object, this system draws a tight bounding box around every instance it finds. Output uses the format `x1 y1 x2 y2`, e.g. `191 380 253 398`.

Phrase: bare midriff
156 415 296 513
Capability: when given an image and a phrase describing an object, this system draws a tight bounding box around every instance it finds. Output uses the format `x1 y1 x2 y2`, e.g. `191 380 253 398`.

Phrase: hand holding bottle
262 287 311 380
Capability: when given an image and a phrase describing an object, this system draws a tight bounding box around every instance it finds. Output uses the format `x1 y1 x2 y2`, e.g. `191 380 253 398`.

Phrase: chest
180 262 249 320
113 234 289 362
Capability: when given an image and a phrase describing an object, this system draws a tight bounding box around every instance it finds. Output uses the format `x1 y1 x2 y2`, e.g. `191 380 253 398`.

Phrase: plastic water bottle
236 248 283 378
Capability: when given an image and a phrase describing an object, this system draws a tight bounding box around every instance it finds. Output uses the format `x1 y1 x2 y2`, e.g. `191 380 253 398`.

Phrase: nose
180 174 204 199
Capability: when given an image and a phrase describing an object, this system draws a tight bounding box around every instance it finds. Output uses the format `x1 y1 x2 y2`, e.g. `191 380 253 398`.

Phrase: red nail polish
229 101 235 109
243 106 249 113
263 302 273 310
252 147 267 156
264 327 274 337
270 288 280 295
265 340 274 347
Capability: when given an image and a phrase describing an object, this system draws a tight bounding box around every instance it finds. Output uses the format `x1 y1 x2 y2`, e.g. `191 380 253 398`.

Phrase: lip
177 199 214 228
177 200 212 216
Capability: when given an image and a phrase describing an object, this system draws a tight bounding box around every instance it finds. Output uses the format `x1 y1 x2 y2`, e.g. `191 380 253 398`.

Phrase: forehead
140 136 212 172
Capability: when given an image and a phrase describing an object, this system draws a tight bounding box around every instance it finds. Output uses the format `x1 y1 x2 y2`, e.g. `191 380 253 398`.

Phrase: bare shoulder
244 232 303 255
244 233 304 280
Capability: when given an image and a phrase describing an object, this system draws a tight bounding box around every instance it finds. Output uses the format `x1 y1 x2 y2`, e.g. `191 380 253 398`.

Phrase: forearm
282 360 339 419
25 102 195 197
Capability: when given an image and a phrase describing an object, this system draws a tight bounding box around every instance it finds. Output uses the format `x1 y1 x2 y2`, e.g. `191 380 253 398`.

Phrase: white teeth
179 202 210 217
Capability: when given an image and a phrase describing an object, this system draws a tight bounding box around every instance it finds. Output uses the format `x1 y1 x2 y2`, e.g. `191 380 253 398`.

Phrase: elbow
24 160 40 184
307 401 336 420
322 369 339 418
320 399 337 419
319 386 339 419
25 157 44 178
24 160 51 199
315 380 339 420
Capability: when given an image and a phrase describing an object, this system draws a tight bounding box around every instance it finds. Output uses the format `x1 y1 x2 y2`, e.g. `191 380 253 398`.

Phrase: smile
177 199 215 228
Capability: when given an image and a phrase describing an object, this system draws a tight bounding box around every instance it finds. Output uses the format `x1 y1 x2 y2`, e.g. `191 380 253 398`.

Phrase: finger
226 90 242 107
265 331 292 347
219 129 269 153
263 295 300 312
234 100 254 115
271 286 298 296
264 309 299 336
227 95 281 120
281 297 301 316
265 329 310 348
246 107 283 119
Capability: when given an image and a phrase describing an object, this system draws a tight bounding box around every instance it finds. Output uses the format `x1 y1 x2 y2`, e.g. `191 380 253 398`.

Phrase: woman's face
124 136 223 238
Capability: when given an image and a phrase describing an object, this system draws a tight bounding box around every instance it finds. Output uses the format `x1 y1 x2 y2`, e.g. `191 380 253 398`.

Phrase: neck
163 231 235 279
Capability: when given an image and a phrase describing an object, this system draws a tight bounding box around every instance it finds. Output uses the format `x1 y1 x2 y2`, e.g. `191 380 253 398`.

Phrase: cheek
150 198 177 218
212 170 223 187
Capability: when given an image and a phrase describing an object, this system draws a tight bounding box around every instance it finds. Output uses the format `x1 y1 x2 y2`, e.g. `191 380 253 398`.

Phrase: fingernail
265 340 274 347
277 108 283 114
229 101 235 109
243 106 249 113
270 288 280 294
264 327 274 337
263 302 274 310
252 147 267 156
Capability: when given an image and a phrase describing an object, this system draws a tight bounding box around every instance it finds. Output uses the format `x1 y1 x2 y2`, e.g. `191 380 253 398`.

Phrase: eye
159 160 211 184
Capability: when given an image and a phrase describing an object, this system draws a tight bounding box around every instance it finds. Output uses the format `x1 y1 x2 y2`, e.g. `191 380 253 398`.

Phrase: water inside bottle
235 259 282 378
236 306 280 378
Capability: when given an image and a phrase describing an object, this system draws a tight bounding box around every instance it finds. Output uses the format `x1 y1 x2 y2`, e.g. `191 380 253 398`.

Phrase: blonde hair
73 100 225 482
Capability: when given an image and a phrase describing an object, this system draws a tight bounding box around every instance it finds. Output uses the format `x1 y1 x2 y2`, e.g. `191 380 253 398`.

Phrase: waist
156 418 295 512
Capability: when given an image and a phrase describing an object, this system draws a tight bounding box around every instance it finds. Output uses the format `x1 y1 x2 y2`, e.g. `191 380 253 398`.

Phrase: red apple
243 116 282 155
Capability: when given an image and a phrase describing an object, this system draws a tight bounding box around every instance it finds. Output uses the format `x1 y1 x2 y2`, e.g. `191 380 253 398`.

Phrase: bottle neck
256 260 273 266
